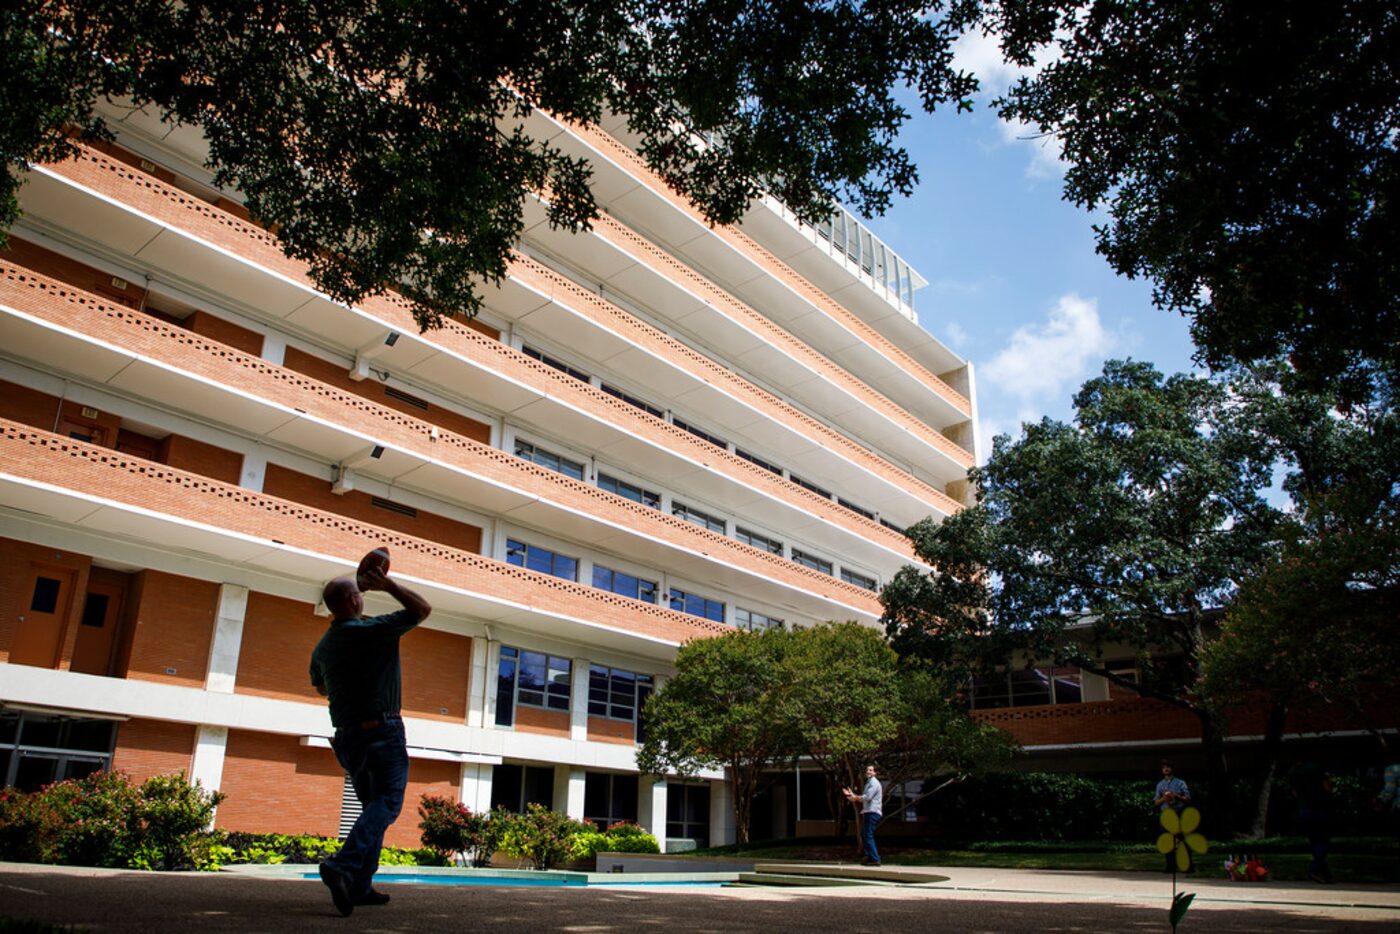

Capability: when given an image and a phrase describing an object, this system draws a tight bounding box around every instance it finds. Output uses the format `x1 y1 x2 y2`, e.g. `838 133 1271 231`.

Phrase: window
584 772 639 829
879 518 908 536
671 417 727 449
588 664 654 726
671 501 725 534
0 711 114 792
1050 666 1082 704
592 565 659 604
666 783 710 845
735 526 783 555
597 473 660 509
521 345 590 382
601 384 664 418
840 568 878 592
735 608 783 631
837 498 876 521
668 587 725 622
505 539 578 580
496 646 571 716
971 668 1054 709
734 448 782 475
791 549 833 576
789 474 831 499
514 439 585 480
490 763 556 813
30 577 60 613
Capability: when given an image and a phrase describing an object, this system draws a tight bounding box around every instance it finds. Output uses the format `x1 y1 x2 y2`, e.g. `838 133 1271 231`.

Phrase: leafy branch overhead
0 0 978 330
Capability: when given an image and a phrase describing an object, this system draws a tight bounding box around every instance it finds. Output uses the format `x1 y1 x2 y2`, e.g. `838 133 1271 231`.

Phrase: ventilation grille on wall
370 497 418 518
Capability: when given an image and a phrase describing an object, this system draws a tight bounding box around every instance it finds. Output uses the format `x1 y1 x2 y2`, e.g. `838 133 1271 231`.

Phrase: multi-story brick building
0 103 979 849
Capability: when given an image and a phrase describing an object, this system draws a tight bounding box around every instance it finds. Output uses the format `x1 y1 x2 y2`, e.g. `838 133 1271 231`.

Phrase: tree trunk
1198 707 1231 832
731 766 752 845
1248 702 1289 839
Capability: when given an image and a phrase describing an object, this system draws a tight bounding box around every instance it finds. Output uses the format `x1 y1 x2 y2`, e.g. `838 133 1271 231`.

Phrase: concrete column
188 725 228 827
466 637 491 728
562 767 586 821
709 777 735 846
260 332 286 366
482 641 502 727
459 763 494 813
570 656 590 741
204 584 249 694
239 451 267 492
639 778 668 842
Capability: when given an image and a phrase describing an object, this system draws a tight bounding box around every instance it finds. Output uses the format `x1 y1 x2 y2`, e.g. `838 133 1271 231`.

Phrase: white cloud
953 30 1066 179
982 294 1115 402
944 320 971 349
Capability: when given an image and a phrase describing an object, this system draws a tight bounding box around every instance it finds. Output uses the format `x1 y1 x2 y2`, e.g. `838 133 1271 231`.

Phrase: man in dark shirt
309 563 430 916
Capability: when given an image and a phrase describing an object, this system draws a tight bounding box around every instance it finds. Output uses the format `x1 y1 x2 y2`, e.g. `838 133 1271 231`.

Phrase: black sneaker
319 863 354 916
354 888 391 906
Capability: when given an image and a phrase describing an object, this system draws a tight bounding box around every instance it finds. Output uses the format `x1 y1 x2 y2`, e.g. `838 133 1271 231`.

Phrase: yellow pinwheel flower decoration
1157 806 1209 871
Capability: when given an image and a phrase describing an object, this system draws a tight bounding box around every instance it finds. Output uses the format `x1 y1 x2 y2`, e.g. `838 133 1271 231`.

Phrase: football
356 547 390 588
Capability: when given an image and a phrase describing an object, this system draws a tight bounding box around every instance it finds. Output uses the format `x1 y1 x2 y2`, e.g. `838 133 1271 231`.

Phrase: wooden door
70 574 126 676
11 566 76 668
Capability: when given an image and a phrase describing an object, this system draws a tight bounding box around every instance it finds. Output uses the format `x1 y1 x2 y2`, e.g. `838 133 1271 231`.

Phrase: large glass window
584 772 639 829
521 345 590 382
671 501 725 534
514 439 585 480
735 608 783 631
791 549 833 576
601 384 665 418
593 565 659 604
668 588 725 623
597 473 660 509
735 526 783 555
498 646 571 712
666 783 710 846
0 712 115 792
840 568 878 592
588 665 654 730
490 763 556 813
505 539 578 580
971 668 1065 709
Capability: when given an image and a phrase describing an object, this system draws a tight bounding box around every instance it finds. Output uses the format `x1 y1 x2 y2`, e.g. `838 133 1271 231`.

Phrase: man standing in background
310 561 431 916
844 764 883 867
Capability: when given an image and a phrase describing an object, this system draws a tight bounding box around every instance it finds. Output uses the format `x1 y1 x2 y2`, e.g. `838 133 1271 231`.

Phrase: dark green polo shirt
309 609 420 729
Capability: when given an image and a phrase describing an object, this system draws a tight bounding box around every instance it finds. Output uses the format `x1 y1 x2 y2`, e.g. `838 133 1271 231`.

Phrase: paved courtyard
3 862 1398 932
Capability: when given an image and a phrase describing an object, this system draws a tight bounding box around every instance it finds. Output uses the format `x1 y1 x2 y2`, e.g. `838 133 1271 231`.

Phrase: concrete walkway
2 860 1396 931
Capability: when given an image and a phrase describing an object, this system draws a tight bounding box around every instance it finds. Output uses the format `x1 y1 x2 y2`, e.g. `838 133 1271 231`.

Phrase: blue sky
863 36 1200 460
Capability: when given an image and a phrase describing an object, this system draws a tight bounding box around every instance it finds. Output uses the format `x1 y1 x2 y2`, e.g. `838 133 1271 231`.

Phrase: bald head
323 576 362 620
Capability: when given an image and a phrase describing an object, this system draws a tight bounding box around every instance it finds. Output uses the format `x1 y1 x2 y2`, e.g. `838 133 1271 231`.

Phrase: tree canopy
984 0 1400 398
1 0 976 328
882 359 1284 804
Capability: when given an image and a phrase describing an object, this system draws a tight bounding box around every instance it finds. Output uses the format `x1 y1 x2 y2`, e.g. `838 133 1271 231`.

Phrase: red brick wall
216 730 344 837
401 628 471 722
234 591 325 704
262 462 482 553
159 434 243 485
972 700 1202 746
513 705 569 737
0 379 62 432
184 310 264 357
587 716 635 744
2 236 147 309
282 346 491 444
112 718 196 782
123 570 218 687
216 729 459 848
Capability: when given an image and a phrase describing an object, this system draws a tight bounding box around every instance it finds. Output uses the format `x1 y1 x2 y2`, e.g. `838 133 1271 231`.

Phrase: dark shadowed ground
2 862 1397 932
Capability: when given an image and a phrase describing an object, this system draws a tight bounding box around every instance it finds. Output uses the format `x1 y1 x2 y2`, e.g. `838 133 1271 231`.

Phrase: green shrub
416 795 504 866
0 770 224 870
222 830 430 867
498 803 590 869
931 772 1158 842
572 821 661 860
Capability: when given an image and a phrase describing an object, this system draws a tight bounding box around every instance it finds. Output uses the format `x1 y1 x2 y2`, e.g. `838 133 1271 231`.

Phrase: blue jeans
326 716 408 896
861 811 880 863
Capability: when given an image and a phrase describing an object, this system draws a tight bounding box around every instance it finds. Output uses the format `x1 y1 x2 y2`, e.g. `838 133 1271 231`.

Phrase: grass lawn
685 837 1400 884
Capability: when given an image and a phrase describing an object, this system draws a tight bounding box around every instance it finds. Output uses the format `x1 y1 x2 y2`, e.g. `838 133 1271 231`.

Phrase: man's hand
358 564 390 592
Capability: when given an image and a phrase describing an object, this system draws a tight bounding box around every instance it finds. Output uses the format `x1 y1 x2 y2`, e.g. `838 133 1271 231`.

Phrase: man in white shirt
843 764 883 866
